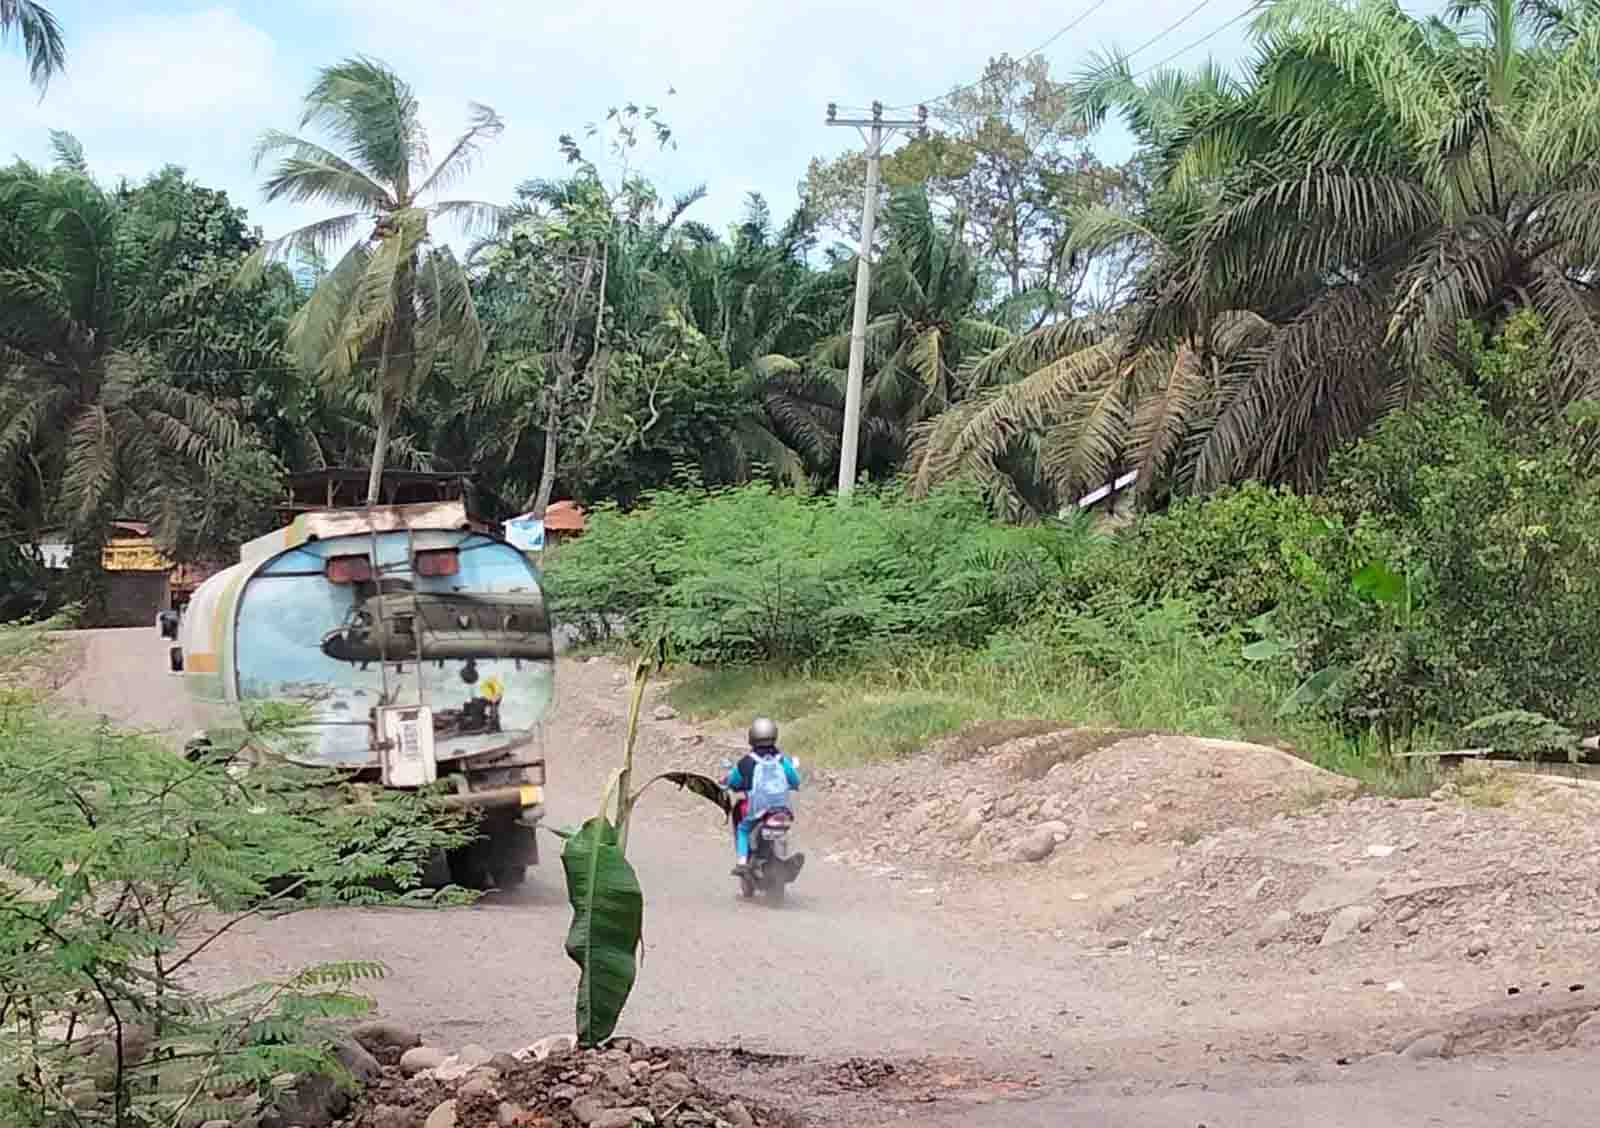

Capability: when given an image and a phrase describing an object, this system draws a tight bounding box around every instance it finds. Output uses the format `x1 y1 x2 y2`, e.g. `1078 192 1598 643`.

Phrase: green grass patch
656 608 1440 798
782 692 986 768
665 665 831 721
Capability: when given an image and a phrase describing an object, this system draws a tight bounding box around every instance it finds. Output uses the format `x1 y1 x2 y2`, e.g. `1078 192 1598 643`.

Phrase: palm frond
413 102 505 200
299 55 425 188
1 0 66 92
254 131 393 210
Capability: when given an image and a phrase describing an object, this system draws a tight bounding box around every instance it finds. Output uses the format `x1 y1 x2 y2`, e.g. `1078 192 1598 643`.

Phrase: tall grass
664 601 1437 795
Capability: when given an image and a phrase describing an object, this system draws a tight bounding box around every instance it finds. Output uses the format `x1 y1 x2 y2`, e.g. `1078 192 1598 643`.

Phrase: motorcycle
723 759 806 904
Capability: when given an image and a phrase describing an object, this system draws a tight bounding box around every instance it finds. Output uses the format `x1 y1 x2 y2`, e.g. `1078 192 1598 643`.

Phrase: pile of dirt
808 725 1600 986
351 1035 800 1128
1098 768 1600 961
811 728 1355 872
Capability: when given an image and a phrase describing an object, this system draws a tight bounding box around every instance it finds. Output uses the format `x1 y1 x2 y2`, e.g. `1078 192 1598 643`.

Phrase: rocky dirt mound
1099 769 1600 961
812 728 1355 871
349 1033 799 1128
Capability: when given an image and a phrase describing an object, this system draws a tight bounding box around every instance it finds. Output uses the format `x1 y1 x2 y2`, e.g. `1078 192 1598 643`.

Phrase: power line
882 0 1114 111
1120 0 1223 66
1132 1 1264 77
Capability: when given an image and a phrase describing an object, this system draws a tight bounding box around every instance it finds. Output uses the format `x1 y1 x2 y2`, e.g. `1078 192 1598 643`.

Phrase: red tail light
415 548 459 577
325 554 372 584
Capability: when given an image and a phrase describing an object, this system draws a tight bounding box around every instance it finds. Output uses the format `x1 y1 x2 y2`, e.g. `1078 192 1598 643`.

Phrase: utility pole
826 100 927 498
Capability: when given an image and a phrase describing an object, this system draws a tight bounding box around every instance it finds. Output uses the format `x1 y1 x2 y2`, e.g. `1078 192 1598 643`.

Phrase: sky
0 0 1263 252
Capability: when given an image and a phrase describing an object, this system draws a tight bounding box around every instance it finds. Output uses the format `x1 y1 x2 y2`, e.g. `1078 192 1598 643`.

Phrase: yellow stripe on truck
519 784 543 808
185 651 219 673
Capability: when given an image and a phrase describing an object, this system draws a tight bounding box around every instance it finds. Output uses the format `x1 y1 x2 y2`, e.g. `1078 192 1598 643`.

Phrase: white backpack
748 755 790 815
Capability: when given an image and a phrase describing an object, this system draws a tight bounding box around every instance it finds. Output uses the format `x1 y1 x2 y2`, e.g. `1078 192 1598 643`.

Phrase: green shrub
547 480 1103 665
1088 481 1332 630
0 619 475 1128
1267 319 1600 741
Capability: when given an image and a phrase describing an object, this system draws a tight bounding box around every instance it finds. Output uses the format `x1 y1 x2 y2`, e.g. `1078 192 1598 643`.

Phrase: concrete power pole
826 100 927 498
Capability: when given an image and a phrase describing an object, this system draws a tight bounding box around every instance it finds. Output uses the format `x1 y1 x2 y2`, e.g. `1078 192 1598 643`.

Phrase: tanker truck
173 469 553 890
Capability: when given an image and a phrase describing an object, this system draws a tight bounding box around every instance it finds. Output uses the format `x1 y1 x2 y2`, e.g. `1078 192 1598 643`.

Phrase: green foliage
148 442 287 565
1092 482 1333 630
547 480 1100 665
559 817 642 1047
550 651 727 1046
1463 710 1580 763
0 618 475 1127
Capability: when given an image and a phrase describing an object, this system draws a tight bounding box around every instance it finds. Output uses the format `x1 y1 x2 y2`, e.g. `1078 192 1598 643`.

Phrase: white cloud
1 0 1260 250
0 6 302 232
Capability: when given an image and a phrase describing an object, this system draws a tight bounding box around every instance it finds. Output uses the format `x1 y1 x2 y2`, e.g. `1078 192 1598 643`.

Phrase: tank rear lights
325 554 373 584
415 548 460 577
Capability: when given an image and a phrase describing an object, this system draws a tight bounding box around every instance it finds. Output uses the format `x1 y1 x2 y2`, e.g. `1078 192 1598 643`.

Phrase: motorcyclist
724 716 802 876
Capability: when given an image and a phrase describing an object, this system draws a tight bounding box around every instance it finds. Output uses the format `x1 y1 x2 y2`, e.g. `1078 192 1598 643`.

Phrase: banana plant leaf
630 770 733 818
561 816 643 1046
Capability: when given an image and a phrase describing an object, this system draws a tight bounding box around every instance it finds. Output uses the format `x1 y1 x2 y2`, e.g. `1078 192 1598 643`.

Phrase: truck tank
176 493 553 888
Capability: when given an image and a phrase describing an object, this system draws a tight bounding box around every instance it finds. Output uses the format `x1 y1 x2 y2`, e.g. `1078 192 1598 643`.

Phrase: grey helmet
748 716 779 748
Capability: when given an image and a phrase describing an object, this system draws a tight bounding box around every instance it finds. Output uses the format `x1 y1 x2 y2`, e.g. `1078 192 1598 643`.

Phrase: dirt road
56 629 1600 1125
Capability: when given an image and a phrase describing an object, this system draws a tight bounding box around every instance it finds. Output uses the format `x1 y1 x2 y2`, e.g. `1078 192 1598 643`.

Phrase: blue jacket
725 747 801 797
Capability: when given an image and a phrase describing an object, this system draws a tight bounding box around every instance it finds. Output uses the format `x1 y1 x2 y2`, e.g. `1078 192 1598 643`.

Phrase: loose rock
1320 904 1378 947
1257 909 1293 946
1401 1032 1448 1060
1297 869 1384 915
526 1033 578 1062
1574 1015 1600 1049
1014 826 1059 863
1466 938 1492 958
725 1101 756 1128
271 1070 351 1128
422 1099 457 1128
652 704 677 721
350 1020 422 1064
335 1037 384 1085
371 1105 418 1128
399 1046 447 1077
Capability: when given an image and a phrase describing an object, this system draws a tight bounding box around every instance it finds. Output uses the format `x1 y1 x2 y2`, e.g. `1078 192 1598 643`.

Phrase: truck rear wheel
447 814 536 891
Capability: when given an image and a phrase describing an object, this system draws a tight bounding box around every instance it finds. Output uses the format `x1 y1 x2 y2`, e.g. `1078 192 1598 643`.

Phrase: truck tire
491 862 528 889
448 815 535 891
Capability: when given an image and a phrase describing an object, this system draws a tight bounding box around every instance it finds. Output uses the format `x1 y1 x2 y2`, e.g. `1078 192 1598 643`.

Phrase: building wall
100 571 170 628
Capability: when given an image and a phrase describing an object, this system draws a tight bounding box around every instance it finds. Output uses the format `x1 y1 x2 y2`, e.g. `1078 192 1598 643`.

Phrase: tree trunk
366 254 418 508
366 402 392 508
531 377 563 519
527 242 600 517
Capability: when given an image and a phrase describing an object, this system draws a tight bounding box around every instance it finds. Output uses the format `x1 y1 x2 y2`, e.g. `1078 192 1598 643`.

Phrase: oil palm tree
247 56 503 505
1 0 65 92
665 194 851 483
1123 0 1600 488
0 138 239 537
907 64 1262 516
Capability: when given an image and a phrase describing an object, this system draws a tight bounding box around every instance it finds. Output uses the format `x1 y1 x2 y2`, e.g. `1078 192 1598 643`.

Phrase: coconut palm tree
247 56 503 505
0 139 238 536
811 188 1012 479
1 0 65 92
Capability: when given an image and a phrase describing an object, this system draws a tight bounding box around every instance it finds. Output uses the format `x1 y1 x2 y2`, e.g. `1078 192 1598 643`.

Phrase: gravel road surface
54 628 1600 1125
